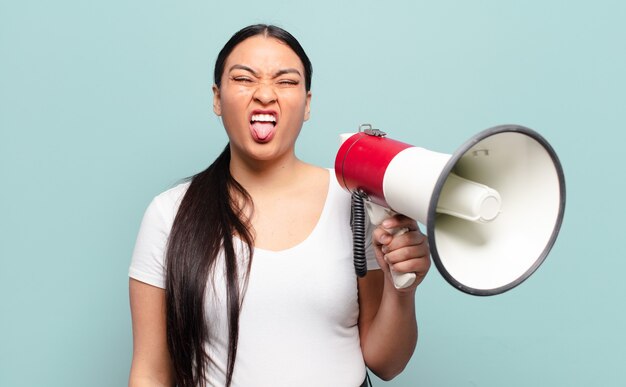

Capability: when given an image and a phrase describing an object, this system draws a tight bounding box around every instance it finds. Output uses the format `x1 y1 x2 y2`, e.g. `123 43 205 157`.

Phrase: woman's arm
128 278 174 387
358 215 430 381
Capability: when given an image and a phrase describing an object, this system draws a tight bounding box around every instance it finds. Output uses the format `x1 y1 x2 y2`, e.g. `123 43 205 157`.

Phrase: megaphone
335 124 565 296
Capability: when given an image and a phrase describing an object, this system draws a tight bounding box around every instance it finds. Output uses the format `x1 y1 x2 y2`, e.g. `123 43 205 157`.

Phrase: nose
253 82 277 105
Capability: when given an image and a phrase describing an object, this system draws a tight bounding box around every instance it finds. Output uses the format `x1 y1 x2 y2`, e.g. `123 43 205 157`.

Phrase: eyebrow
228 64 302 78
274 68 302 78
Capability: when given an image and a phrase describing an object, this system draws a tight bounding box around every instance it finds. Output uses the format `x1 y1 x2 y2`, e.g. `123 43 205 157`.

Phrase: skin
129 278 173 387
128 34 431 386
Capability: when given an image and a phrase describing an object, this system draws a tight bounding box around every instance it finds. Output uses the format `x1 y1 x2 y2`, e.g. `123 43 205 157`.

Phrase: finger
388 256 431 276
381 214 420 232
373 227 393 246
383 230 428 253
383 244 430 264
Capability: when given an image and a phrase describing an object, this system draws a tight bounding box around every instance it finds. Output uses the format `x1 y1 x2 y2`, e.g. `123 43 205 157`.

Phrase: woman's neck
228 149 309 192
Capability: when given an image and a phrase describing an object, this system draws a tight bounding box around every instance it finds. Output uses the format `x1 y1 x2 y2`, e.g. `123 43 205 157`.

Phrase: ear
212 84 222 116
303 91 312 121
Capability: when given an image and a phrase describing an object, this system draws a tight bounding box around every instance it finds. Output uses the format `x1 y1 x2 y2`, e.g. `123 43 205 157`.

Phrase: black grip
351 191 367 277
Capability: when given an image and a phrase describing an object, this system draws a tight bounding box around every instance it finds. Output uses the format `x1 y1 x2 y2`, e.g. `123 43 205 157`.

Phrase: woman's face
213 35 311 163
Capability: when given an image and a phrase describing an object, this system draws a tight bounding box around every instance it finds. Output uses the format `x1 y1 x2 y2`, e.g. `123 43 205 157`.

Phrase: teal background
1 0 624 386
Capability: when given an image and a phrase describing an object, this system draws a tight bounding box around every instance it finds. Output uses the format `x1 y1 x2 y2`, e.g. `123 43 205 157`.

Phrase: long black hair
165 24 312 387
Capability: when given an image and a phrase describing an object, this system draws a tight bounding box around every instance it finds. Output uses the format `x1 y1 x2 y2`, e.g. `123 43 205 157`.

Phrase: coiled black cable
351 191 367 277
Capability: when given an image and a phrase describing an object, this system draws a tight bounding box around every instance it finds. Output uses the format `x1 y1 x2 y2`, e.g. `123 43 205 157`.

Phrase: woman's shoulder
300 164 345 197
300 162 330 177
157 180 191 202
147 180 191 220
292 162 329 189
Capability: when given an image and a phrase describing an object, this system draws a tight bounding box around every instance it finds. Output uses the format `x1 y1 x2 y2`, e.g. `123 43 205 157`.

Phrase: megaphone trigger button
472 149 490 157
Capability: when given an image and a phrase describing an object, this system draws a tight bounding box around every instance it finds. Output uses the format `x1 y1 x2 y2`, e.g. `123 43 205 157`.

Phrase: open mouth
250 112 277 142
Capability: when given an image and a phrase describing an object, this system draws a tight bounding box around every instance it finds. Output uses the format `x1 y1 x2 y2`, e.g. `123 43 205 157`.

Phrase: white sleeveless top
129 170 379 386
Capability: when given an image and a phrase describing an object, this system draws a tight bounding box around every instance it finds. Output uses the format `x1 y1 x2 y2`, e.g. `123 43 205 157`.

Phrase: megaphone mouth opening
427 124 567 296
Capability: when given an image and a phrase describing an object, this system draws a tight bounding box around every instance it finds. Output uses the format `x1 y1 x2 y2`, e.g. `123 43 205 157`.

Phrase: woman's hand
358 215 430 379
372 214 431 292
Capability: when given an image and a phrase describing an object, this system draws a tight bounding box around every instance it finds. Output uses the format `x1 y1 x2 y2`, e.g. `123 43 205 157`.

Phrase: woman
129 24 430 387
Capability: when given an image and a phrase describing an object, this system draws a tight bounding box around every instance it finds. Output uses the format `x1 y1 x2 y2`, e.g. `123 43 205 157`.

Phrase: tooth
251 114 276 122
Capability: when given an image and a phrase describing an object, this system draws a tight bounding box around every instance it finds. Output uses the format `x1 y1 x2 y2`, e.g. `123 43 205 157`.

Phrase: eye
231 76 254 84
277 79 299 86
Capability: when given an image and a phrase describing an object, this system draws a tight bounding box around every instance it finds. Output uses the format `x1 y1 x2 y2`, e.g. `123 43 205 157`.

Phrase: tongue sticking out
250 121 275 142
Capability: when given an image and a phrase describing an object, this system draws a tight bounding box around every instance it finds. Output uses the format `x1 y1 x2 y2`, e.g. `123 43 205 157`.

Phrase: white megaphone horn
335 124 566 296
